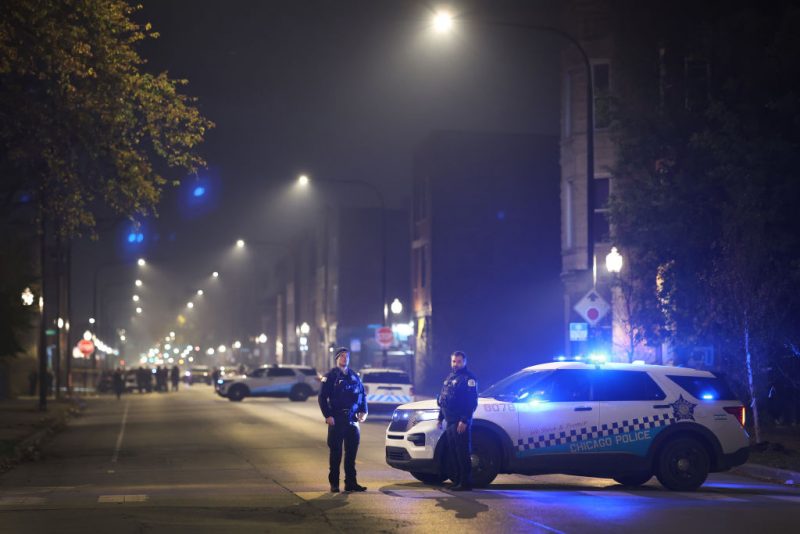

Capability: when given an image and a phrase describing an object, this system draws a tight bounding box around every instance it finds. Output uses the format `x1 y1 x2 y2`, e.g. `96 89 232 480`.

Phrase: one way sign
573 289 610 327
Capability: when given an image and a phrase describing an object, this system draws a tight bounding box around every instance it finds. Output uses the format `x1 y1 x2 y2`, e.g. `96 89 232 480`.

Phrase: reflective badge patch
467 379 476 388
670 395 697 421
321 376 327 383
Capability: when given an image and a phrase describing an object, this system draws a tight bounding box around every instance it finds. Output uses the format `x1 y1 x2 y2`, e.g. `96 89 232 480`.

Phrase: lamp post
92 257 145 368
297 174 389 365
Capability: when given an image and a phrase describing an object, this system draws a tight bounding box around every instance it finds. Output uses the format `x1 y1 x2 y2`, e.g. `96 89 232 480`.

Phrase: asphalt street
1 386 799 533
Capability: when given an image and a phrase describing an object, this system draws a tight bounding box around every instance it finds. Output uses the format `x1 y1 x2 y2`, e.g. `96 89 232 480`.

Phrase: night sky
71 0 562 356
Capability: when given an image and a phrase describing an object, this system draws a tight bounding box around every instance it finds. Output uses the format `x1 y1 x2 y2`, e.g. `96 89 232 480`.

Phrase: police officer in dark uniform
318 347 368 493
437 350 478 491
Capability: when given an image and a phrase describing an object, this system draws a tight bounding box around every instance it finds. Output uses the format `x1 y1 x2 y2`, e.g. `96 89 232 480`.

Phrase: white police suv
359 368 415 414
385 361 749 491
216 364 320 402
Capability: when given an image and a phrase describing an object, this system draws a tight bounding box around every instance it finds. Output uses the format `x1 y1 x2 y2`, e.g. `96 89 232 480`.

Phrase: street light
236 239 245 248
212 271 219 278
21 287 34 306
297 173 389 364
135 307 142 314
135 279 142 287
606 247 623 274
391 298 403 315
137 258 146 267
196 289 204 296
132 295 140 302
431 10 454 33
186 302 194 309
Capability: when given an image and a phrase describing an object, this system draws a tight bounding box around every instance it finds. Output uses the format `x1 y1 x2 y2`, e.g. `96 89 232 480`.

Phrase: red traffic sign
375 326 394 349
77 339 95 356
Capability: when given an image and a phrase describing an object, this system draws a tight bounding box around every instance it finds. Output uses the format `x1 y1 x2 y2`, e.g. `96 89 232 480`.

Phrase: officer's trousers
445 421 472 486
327 414 360 486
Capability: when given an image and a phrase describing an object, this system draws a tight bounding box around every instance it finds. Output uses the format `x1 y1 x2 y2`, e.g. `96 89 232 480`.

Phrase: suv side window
593 370 666 401
267 368 296 377
249 369 266 378
547 370 593 402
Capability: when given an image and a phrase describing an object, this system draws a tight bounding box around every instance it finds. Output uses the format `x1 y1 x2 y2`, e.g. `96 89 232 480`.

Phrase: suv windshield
362 372 411 384
480 370 553 401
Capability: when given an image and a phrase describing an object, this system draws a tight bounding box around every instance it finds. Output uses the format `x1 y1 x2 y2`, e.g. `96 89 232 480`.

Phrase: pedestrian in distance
112 368 124 400
171 365 180 391
437 350 478 491
318 347 368 493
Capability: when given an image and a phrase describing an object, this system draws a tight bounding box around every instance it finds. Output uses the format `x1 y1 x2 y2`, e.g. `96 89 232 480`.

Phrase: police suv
359 368 415 414
385 361 749 491
216 364 320 402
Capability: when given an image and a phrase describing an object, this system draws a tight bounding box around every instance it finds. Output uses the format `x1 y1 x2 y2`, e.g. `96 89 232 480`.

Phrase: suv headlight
409 409 439 428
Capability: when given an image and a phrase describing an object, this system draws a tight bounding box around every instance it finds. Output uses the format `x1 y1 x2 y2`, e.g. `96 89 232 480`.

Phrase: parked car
358 368 415 414
216 364 320 402
186 365 212 385
385 360 749 491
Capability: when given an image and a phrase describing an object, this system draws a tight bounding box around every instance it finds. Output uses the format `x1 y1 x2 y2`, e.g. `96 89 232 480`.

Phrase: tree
0 0 213 235
608 1 800 440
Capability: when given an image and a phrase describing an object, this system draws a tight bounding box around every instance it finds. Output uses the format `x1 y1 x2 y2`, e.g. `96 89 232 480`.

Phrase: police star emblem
670 395 697 421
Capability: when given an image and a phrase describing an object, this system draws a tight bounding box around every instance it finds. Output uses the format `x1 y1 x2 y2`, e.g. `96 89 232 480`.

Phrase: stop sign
375 326 394 349
77 339 95 356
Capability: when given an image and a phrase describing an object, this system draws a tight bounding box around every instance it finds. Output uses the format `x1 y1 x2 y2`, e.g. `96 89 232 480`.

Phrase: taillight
724 406 746 427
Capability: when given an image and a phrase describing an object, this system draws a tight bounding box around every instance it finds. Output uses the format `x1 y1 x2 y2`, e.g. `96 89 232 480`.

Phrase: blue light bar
193 186 206 197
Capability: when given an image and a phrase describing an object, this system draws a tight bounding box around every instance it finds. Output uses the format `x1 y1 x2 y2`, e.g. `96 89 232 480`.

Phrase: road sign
375 326 394 349
77 339 95 356
573 289 610 327
569 322 589 341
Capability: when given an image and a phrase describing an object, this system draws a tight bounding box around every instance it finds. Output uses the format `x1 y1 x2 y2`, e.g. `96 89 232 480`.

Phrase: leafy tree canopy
0 0 214 236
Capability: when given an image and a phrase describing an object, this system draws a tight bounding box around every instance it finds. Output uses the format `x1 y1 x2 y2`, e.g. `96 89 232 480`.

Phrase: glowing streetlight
390 298 403 315
196 289 204 296
187 302 194 309
21 287 34 306
431 10 454 33
297 174 310 187
212 271 219 278
132 294 140 302
57 317 64 329
300 322 310 335
606 247 623 274
83 330 93 341
137 258 146 267
120 334 127 342
206 347 215 355
135 307 142 314
218 344 227 353
233 340 242 349
257 333 268 344
236 239 245 248
135 279 143 287
89 317 96 324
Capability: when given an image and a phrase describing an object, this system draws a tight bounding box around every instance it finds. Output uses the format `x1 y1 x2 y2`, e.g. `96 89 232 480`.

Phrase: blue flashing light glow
497 211 506 220
193 186 206 197
127 233 136 243
574 355 583 361
588 353 608 363
701 393 715 400
136 233 144 243
555 356 567 362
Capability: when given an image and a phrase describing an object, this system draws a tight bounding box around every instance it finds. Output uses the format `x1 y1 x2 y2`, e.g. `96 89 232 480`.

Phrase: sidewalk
0 396 85 473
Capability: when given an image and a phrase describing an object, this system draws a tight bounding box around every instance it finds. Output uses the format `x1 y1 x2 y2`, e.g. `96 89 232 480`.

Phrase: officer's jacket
437 367 478 424
318 367 368 419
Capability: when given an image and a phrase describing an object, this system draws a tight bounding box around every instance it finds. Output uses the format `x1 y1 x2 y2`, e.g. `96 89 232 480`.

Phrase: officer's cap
333 347 350 360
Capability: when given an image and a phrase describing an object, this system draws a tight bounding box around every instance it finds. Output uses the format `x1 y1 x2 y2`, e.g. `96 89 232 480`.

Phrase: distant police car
359 368 415 414
216 364 320 402
385 360 749 491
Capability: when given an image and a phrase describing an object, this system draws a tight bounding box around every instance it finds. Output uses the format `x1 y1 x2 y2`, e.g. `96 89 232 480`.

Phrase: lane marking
111 401 130 464
0 496 47 505
98 494 148 503
768 495 800 503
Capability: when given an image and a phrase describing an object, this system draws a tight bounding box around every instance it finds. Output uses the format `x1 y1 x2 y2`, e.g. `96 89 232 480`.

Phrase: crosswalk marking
97 494 148 503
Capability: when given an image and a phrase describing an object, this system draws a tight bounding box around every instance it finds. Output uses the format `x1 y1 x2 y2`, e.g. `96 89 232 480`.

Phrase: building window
593 62 611 130
593 176 610 243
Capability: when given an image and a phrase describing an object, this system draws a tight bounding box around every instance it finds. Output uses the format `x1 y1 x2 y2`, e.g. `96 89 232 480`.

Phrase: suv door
593 369 668 456
263 367 297 395
516 369 599 461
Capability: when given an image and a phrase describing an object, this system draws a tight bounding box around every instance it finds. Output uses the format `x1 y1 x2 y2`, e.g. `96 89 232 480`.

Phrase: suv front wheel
470 432 500 488
289 384 312 402
656 437 710 491
227 385 248 402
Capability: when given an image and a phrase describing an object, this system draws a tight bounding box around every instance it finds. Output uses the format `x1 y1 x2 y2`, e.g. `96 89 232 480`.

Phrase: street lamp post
298 175 389 365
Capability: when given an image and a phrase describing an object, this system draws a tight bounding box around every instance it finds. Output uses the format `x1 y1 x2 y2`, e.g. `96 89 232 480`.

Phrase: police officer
318 347 368 493
437 350 478 491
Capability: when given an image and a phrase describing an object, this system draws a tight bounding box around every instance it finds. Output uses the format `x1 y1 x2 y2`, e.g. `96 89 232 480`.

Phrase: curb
732 463 800 486
0 398 86 474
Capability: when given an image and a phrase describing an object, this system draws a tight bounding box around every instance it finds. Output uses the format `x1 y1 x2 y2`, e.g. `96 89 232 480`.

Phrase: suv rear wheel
289 384 312 402
656 437 710 491
227 385 248 402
